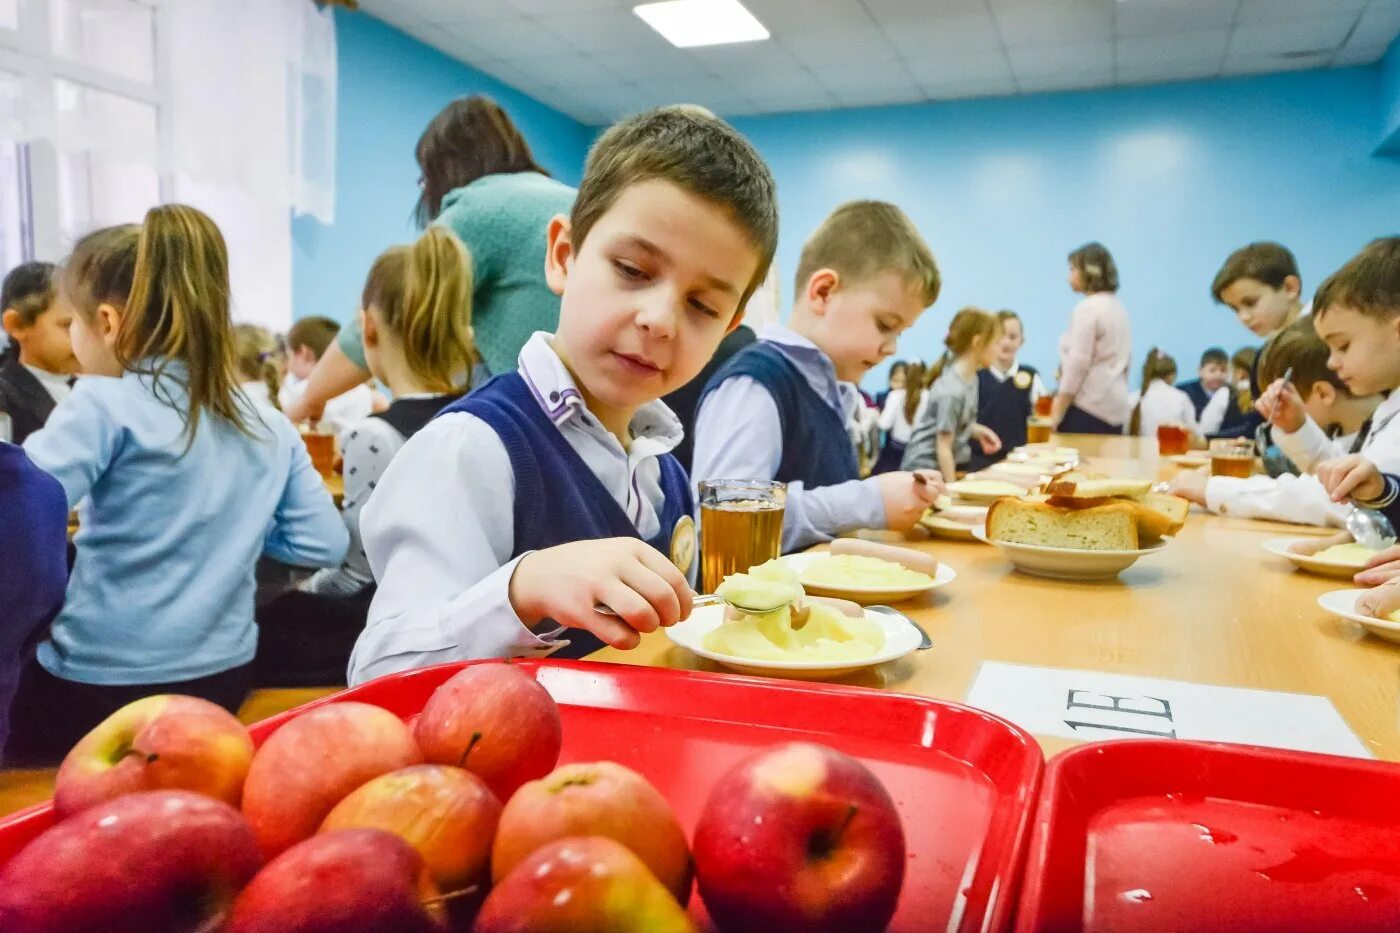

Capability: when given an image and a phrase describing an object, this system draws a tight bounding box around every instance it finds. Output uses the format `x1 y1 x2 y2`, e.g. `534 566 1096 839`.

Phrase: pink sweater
1057 292 1131 427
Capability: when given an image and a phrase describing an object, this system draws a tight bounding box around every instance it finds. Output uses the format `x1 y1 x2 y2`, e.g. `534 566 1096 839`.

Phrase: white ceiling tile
921 74 1018 99
413 0 520 23
445 15 576 58
880 12 1005 57
1115 31 1229 68
819 60 917 93
1114 0 1240 39
617 48 717 81
744 88 839 111
863 0 986 23
508 0 634 14
535 8 671 54
1007 41 1113 78
831 85 927 108
904 50 1012 85
1228 17 1357 55
739 0 874 34
1350 1 1400 47
725 65 821 98
495 52 622 85
1236 0 1366 24
782 24 900 66
687 41 803 75
1221 51 1333 74
1116 60 1222 85
1332 40 1391 66
1015 67 1115 93
989 0 1113 45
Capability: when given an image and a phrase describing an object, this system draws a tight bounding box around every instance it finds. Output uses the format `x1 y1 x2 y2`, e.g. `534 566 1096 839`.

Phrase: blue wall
729 68 1400 390
291 11 593 325
1380 38 1400 154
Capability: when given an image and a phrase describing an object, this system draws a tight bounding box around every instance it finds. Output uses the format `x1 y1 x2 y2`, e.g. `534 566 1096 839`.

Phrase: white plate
782 551 954 604
947 480 1028 505
664 603 923 679
1169 453 1209 468
921 507 988 543
973 528 1169 580
1261 537 1374 579
1317 589 1400 644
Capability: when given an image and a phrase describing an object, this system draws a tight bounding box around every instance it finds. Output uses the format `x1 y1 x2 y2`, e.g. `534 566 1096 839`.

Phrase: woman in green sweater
286 96 576 422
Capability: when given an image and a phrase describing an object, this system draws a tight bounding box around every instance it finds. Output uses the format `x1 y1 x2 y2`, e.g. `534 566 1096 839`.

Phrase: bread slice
1044 475 1154 500
1127 492 1190 541
986 497 1140 550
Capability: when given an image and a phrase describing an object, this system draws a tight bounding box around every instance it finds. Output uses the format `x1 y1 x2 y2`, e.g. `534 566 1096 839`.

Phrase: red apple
413 662 561 801
242 701 422 857
226 828 448 933
319 764 500 894
692 742 906 933
0 789 261 933
54 693 254 816
492 760 692 904
476 836 695 933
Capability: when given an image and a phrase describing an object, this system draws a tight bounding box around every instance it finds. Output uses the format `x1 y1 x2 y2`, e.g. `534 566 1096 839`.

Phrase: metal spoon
865 605 934 650
593 591 794 619
1346 507 1396 552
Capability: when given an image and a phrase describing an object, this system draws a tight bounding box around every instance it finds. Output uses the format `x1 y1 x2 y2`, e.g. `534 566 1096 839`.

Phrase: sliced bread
986 497 1140 551
1127 492 1191 540
1044 475 1154 500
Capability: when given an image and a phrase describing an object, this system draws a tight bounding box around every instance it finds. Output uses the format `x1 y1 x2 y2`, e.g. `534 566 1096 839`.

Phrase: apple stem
833 804 858 847
456 731 483 768
421 884 482 908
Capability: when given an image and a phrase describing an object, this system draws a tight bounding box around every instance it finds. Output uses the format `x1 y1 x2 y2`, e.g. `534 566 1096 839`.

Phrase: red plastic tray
1016 739 1400 932
0 659 1043 932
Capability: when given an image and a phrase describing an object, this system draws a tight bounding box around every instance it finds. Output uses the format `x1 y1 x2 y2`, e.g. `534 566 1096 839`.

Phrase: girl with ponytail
1129 347 1198 438
901 307 1003 479
11 205 348 762
232 324 283 410
253 226 475 687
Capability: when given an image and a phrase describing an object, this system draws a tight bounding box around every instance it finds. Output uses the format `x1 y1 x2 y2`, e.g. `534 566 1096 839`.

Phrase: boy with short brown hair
692 200 945 553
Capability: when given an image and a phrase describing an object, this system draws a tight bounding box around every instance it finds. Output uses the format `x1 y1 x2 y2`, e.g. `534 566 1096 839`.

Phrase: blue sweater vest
440 374 695 658
699 342 859 489
969 365 1038 470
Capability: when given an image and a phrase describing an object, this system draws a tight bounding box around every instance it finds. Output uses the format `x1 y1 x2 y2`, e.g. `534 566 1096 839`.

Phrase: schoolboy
0 262 77 444
690 201 945 554
280 315 375 431
349 108 778 684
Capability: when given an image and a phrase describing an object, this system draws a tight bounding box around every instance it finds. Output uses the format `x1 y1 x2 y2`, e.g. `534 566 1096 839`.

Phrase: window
0 0 168 264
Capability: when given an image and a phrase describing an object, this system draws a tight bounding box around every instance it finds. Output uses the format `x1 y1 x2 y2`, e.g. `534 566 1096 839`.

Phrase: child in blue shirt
11 205 347 762
349 107 778 683
0 442 66 760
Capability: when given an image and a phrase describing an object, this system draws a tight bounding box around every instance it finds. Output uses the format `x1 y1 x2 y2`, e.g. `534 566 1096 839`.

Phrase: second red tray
0 659 1044 932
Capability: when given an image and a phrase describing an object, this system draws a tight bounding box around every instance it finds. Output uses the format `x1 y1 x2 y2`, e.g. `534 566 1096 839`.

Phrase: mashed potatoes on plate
1313 542 1380 566
799 554 934 590
706 561 886 662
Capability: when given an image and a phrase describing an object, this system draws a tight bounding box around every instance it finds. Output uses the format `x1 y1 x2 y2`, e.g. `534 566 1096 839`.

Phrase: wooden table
588 434 1400 761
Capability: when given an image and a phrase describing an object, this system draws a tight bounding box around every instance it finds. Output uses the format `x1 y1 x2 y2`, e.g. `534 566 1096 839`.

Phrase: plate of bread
920 500 989 541
947 478 1029 504
978 470 1190 580
1262 538 1381 578
783 539 955 604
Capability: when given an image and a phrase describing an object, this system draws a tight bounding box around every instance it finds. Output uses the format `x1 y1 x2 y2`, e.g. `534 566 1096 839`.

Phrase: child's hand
509 538 692 649
284 395 325 426
1357 545 1400 587
973 424 1002 455
877 470 944 531
1254 378 1307 434
1355 578 1400 620
1316 455 1385 503
1166 467 1209 506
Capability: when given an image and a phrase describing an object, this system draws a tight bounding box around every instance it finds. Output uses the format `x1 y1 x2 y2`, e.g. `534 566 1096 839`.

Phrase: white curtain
0 0 337 330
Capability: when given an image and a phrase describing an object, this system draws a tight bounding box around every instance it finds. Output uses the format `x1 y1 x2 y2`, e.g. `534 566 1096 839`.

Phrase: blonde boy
350 108 777 683
691 202 945 553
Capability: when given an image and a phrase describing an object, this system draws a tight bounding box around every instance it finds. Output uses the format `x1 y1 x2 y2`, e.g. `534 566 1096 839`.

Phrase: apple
242 701 422 857
226 828 448 933
413 662 561 802
54 693 254 816
492 760 692 904
692 742 906 933
319 764 500 894
476 836 695 933
0 789 261 933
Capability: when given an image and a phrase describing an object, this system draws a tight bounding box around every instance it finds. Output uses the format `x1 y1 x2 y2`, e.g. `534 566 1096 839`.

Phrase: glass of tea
301 429 337 479
698 480 786 594
1034 395 1054 418
1157 423 1191 457
1026 417 1053 444
1209 438 1254 478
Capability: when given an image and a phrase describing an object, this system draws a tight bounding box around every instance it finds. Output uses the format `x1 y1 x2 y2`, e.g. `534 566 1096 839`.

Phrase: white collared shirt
1130 379 1199 437
26 364 73 405
987 361 1048 402
349 332 686 685
691 324 886 554
1274 391 1400 475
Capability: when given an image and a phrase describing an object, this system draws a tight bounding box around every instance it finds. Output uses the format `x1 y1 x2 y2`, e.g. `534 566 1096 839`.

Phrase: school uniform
1356 474 1400 530
0 355 71 444
691 325 882 554
663 324 756 473
254 393 460 687
901 365 980 473
349 333 696 685
10 367 347 762
967 362 1042 470
874 388 929 474
0 443 67 759
1131 380 1199 437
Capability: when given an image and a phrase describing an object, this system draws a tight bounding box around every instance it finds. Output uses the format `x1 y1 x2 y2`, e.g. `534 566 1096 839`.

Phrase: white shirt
1199 386 1232 436
1205 429 1363 528
280 376 375 435
1274 391 1400 475
878 388 930 444
349 333 686 685
26 364 72 405
1131 379 1198 437
691 325 886 554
